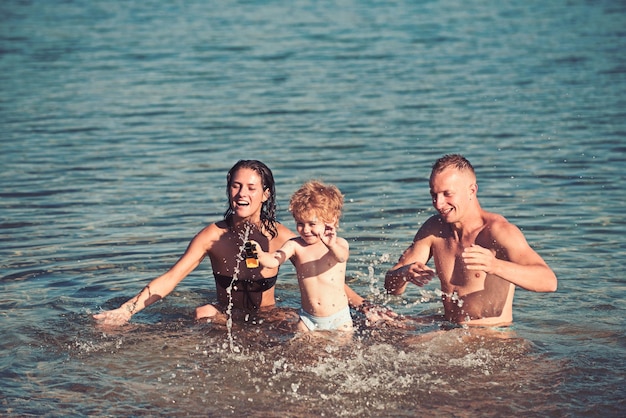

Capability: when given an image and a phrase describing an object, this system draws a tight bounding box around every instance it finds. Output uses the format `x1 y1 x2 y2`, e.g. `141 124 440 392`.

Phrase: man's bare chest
432 239 488 295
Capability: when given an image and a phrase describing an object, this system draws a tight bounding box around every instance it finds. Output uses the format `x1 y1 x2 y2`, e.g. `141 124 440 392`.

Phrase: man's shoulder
483 211 515 231
482 211 524 241
414 215 447 241
420 214 447 232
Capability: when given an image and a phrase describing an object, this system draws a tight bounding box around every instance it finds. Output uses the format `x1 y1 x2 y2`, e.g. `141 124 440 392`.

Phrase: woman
93 160 295 326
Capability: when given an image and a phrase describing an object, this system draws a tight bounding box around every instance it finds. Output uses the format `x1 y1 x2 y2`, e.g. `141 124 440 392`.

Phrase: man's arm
462 222 557 292
345 283 398 321
385 225 436 295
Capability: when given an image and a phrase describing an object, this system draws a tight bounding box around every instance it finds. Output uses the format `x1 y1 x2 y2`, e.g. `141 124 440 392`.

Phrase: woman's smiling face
228 167 269 221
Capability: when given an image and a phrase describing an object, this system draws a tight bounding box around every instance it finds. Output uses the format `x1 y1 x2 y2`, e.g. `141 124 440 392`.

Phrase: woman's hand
93 306 132 326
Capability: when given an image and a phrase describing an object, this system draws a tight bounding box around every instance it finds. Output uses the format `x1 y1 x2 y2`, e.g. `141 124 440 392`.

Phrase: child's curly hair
289 180 344 227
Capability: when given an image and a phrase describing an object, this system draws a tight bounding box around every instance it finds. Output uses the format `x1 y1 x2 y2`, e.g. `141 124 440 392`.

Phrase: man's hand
359 301 399 324
462 244 497 274
405 262 436 287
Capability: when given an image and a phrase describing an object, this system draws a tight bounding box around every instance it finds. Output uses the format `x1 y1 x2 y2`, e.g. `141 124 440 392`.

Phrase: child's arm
249 239 295 268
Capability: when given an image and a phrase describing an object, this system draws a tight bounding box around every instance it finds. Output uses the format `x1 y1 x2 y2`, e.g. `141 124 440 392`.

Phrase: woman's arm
93 225 215 325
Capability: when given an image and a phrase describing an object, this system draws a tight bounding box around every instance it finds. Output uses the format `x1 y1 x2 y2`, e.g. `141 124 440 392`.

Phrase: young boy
252 180 354 332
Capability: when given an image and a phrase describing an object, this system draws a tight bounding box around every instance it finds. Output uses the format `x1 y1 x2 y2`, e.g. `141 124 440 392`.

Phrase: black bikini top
213 273 277 311
214 273 277 292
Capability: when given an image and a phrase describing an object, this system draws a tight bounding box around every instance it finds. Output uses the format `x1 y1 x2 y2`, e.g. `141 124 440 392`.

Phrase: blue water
1 0 625 416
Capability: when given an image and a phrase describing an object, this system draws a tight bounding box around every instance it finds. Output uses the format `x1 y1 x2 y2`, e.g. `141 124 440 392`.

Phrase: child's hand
244 240 260 269
247 240 263 255
319 223 337 247
247 239 284 268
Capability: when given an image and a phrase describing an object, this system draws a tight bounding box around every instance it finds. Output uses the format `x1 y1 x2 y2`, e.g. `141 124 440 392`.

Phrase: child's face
294 212 326 244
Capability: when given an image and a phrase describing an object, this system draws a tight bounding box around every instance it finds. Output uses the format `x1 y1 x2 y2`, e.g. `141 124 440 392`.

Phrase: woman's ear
262 188 270 202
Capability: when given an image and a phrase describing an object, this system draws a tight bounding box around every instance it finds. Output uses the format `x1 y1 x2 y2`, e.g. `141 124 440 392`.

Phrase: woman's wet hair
224 160 278 238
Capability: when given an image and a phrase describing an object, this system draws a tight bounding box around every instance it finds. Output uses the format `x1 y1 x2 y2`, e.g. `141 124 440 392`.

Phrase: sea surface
1 0 625 416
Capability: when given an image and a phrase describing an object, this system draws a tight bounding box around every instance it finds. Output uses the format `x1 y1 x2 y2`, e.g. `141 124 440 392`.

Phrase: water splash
222 222 255 353
365 253 389 300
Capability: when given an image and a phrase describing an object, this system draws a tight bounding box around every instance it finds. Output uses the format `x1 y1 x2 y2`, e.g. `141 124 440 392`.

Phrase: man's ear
469 183 478 199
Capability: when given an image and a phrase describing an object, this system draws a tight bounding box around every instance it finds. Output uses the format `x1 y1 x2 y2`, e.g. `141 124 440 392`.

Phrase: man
385 154 557 326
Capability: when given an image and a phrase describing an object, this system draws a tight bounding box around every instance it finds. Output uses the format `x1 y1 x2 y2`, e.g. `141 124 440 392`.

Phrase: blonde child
252 180 354 332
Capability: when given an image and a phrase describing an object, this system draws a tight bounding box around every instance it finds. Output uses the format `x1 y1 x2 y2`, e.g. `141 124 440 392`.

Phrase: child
252 180 354 332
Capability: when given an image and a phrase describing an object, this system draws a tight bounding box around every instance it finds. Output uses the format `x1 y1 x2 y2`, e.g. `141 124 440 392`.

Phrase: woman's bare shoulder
194 221 228 242
275 222 297 240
